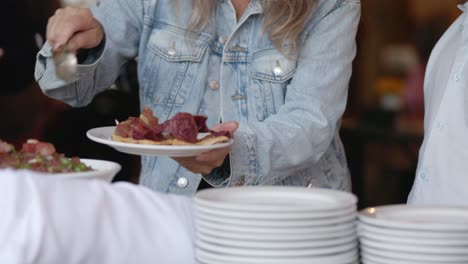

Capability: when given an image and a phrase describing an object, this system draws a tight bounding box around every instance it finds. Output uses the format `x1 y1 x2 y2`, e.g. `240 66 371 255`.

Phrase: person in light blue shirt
0 169 195 264
408 1 468 205
35 0 361 195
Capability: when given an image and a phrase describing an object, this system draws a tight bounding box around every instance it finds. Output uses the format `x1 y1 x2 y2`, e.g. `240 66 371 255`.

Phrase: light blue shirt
35 0 361 195
408 3 468 205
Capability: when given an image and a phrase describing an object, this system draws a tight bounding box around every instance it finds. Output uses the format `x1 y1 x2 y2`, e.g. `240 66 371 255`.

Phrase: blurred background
0 0 462 208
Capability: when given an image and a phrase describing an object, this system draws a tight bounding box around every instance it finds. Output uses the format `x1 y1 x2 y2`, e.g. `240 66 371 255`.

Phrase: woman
36 0 361 194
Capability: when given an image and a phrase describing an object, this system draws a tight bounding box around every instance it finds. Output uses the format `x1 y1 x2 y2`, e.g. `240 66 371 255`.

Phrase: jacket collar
458 2 468 12
219 0 263 13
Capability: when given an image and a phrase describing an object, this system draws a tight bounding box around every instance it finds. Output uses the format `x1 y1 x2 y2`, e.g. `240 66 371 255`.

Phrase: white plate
42 159 121 182
359 237 468 257
195 210 357 227
357 222 468 239
197 231 357 249
86 126 233 157
194 186 357 212
360 237 468 255
194 203 356 220
196 248 359 264
360 251 467 264
359 205 468 231
197 239 358 257
360 253 407 264
358 225 468 246
195 218 356 234
361 244 468 262
196 221 356 241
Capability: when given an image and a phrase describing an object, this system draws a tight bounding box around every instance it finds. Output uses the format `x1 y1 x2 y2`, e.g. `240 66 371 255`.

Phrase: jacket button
209 80 219 90
167 41 176 56
167 48 176 56
273 66 283 76
273 60 283 76
235 175 246 186
177 177 188 188
219 36 228 44
231 94 246 100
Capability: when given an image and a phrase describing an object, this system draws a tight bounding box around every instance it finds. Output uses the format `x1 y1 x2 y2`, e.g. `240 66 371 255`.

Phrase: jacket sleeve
224 0 361 186
34 0 144 107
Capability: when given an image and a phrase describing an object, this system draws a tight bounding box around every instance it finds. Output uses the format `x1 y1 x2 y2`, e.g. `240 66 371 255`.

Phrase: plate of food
52 158 121 182
86 108 234 157
0 139 121 182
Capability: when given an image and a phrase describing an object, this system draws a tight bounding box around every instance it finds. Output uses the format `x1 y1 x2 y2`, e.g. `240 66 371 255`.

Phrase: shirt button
455 73 461 82
420 172 427 181
419 169 429 182
219 36 228 45
436 121 445 130
460 24 464 32
177 177 188 188
209 80 219 90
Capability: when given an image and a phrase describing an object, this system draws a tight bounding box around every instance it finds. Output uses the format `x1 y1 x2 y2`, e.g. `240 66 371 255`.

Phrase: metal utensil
53 44 78 82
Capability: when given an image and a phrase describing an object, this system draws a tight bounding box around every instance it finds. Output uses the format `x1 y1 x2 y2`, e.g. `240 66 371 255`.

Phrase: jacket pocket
249 49 296 121
139 23 212 117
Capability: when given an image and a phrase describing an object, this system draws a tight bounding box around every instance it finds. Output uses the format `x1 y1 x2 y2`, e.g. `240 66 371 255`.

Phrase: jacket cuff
229 126 258 186
201 156 231 187
78 36 106 65
202 126 258 187
35 36 106 82
203 128 259 187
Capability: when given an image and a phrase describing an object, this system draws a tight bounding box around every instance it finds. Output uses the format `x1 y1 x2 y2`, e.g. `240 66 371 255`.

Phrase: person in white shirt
408 1 468 205
0 169 196 264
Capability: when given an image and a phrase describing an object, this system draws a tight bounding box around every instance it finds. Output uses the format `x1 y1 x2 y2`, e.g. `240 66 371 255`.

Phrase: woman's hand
46 7 104 52
173 121 239 174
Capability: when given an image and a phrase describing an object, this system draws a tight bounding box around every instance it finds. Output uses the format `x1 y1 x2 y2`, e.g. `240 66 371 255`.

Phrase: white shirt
408 3 468 205
0 169 196 264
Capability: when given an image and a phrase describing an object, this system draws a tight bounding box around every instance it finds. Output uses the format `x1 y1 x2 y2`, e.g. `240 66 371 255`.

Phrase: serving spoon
53 44 78 82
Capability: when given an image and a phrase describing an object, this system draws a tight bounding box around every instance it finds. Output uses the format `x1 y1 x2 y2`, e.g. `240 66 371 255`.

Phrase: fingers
211 121 239 134
194 147 231 167
67 26 103 52
175 157 214 175
173 147 231 174
46 7 104 50
172 122 237 174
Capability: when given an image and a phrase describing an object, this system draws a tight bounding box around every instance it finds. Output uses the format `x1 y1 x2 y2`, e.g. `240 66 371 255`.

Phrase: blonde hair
188 0 317 52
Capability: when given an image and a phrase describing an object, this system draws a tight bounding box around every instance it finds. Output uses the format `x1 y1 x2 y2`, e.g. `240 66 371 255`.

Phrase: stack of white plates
358 205 468 264
193 186 359 264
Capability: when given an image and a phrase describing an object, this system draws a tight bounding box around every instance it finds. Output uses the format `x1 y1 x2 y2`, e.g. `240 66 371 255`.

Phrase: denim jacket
35 0 361 196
